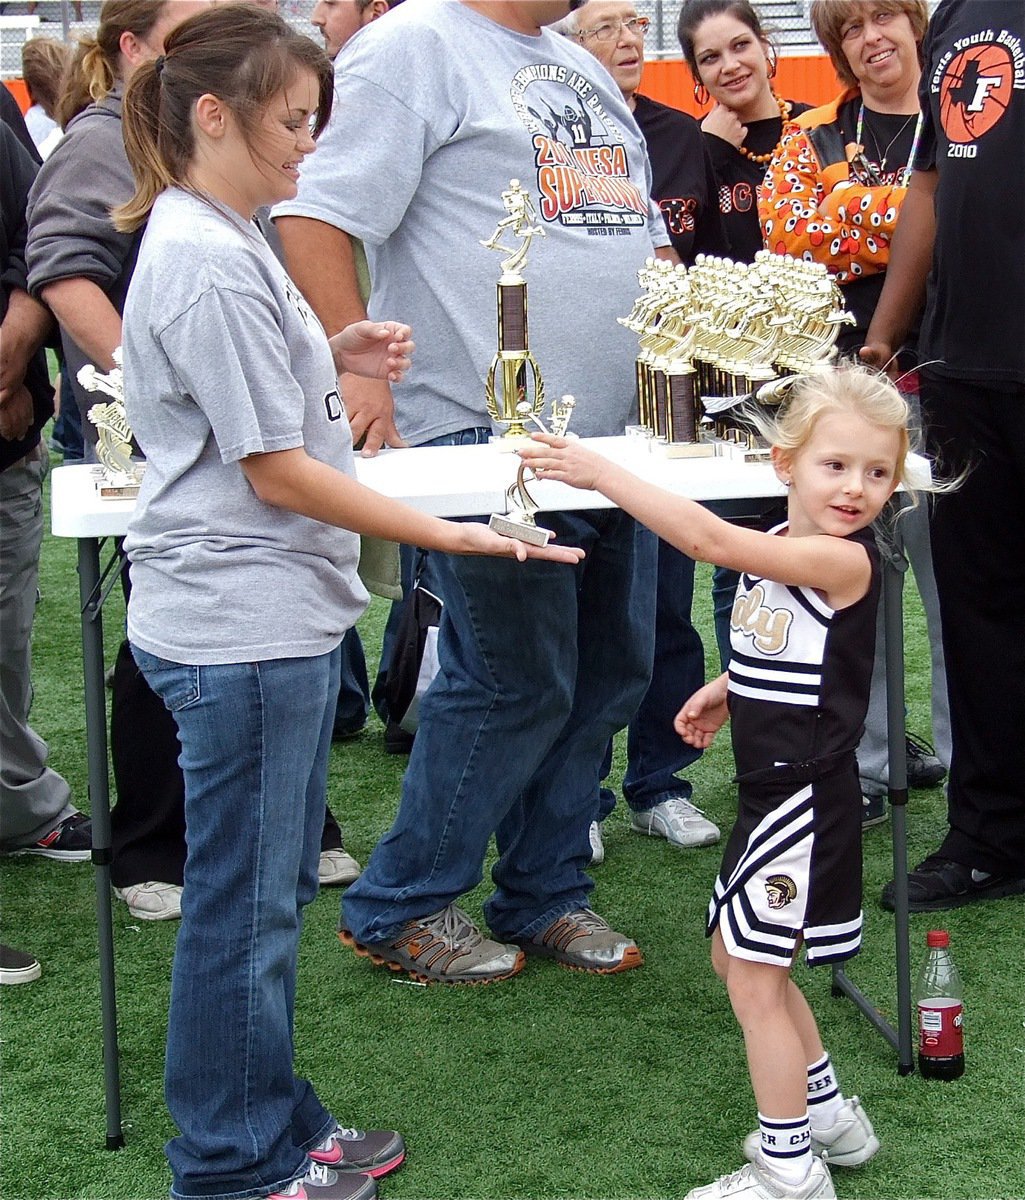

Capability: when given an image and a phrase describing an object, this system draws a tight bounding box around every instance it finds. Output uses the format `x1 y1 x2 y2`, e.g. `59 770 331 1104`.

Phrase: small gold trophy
488 394 575 547
482 180 546 444
78 348 145 498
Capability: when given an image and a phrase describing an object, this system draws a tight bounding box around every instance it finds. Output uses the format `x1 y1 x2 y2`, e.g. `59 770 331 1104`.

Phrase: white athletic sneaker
630 796 720 848
743 1098 879 1168
319 848 362 887
588 821 605 866
686 1157 835 1200
114 881 183 921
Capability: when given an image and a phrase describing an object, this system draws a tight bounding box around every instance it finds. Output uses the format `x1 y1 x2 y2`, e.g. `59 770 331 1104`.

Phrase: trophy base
488 512 551 547
92 466 144 499
652 440 716 460
714 440 773 464
488 434 532 452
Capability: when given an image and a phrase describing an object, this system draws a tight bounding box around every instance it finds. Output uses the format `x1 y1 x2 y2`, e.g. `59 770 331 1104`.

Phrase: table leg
78 536 125 1148
831 543 915 1073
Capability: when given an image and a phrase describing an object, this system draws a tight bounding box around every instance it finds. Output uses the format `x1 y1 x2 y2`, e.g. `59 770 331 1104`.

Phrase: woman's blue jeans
131 644 341 1200
343 508 657 943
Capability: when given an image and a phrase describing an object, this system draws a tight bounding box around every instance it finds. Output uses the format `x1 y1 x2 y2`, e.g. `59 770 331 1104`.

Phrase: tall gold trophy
78 348 146 498
481 180 546 443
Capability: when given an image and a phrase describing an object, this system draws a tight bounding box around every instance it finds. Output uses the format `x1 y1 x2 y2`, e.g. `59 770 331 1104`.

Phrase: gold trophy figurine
78 348 146 498
488 395 576 547
482 179 547 444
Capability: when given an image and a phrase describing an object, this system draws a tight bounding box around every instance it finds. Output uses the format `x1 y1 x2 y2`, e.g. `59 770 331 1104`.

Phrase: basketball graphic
940 44 1014 143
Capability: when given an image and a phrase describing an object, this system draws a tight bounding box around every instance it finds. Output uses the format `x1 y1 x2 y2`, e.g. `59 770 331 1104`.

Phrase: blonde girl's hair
21 36 72 120
55 0 169 129
809 0 930 89
752 362 913 490
113 4 334 233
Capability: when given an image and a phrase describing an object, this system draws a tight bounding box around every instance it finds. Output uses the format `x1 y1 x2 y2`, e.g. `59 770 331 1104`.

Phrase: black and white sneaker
9 813 91 862
0 945 42 985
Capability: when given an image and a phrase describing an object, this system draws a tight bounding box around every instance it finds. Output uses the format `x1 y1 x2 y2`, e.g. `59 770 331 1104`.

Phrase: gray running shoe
268 1160 376 1200
513 908 643 974
743 1098 879 1168
339 904 524 985
630 796 720 848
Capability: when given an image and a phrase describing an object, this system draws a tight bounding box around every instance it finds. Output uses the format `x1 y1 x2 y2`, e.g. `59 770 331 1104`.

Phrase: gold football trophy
79 348 145 498
488 395 576 547
481 180 546 442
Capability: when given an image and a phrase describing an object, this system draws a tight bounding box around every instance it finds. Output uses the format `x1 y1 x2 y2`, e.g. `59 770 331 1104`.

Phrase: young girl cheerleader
519 362 913 1200
113 7 582 1199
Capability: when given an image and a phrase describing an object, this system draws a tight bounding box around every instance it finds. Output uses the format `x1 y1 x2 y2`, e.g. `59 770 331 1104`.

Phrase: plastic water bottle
914 930 965 1080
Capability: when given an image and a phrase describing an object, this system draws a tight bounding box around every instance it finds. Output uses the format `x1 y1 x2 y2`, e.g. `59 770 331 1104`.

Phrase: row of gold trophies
620 252 854 458
481 180 855 470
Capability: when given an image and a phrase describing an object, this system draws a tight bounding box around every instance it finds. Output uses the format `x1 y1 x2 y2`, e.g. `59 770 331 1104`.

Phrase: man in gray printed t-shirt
275 0 671 983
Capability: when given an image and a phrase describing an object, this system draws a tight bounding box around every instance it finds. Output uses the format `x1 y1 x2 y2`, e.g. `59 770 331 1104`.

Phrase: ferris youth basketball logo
931 26 1024 157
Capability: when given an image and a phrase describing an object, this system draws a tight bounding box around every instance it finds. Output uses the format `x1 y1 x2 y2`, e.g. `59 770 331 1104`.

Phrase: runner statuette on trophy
78 347 146 498
481 179 547 445
489 395 576 547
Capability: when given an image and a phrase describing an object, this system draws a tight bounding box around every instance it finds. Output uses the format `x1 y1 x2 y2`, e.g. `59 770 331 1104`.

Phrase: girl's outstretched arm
675 673 730 750
240 446 584 565
519 433 875 607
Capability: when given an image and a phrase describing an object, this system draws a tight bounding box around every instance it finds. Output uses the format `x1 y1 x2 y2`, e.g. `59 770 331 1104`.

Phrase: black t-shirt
833 95 921 358
915 0 1025 383
633 92 727 265
703 100 810 263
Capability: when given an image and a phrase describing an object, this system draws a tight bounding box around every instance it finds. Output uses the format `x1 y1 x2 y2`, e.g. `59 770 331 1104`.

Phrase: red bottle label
917 998 963 1058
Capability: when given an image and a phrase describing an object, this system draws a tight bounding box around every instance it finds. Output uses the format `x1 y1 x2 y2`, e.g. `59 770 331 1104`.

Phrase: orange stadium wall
642 54 842 116
6 54 840 121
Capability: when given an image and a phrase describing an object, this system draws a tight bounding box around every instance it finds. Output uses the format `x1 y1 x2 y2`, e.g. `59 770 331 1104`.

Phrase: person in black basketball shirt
521 363 917 1199
678 0 811 265
760 0 951 828
863 0 1025 912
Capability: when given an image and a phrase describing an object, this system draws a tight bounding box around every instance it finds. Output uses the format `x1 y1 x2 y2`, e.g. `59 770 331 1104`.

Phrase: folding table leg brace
78 535 126 1148
831 527 915 1074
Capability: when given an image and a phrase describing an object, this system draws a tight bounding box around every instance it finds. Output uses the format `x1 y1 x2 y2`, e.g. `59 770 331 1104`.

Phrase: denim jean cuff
496 895 592 943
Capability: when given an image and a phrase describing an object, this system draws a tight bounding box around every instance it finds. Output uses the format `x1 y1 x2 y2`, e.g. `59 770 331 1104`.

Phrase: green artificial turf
1 466 1022 1200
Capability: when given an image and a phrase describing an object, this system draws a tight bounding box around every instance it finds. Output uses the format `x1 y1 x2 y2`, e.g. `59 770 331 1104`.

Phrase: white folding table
50 438 915 1148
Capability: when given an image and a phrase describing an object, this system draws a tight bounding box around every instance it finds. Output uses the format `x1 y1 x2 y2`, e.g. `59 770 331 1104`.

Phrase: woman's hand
701 103 747 149
517 432 607 492
454 521 585 564
330 320 414 383
674 677 730 749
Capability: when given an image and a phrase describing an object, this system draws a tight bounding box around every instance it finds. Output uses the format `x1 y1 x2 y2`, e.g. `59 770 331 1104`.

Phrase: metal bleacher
1 1 823 79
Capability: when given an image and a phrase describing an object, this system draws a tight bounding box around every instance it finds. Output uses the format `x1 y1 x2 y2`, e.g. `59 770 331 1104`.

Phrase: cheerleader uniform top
726 523 881 784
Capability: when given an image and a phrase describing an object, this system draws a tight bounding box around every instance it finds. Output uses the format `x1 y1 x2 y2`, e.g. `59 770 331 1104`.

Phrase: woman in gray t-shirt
115 10 581 1200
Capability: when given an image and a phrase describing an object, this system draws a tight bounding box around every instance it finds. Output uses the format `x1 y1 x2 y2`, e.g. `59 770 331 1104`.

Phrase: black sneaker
10 813 91 862
905 733 946 789
881 855 1025 912
0 945 42 985
383 720 414 755
861 794 887 828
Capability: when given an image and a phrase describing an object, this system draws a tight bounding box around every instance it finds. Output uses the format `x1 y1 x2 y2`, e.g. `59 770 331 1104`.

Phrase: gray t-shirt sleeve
273 73 434 245
157 285 308 463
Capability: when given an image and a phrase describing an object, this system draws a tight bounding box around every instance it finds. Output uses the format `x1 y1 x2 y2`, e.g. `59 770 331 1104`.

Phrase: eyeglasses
840 8 898 43
576 15 651 42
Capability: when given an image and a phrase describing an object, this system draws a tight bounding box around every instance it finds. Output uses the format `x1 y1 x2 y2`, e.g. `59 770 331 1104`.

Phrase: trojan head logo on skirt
765 874 798 910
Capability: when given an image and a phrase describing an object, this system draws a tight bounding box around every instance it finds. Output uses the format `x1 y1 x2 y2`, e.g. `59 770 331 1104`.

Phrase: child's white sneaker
743 1097 879 1168
685 1158 834 1199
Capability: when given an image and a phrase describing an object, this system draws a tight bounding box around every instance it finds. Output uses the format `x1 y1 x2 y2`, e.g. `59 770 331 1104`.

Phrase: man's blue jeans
132 645 340 1200
373 427 492 725
343 508 656 943
599 540 704 819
